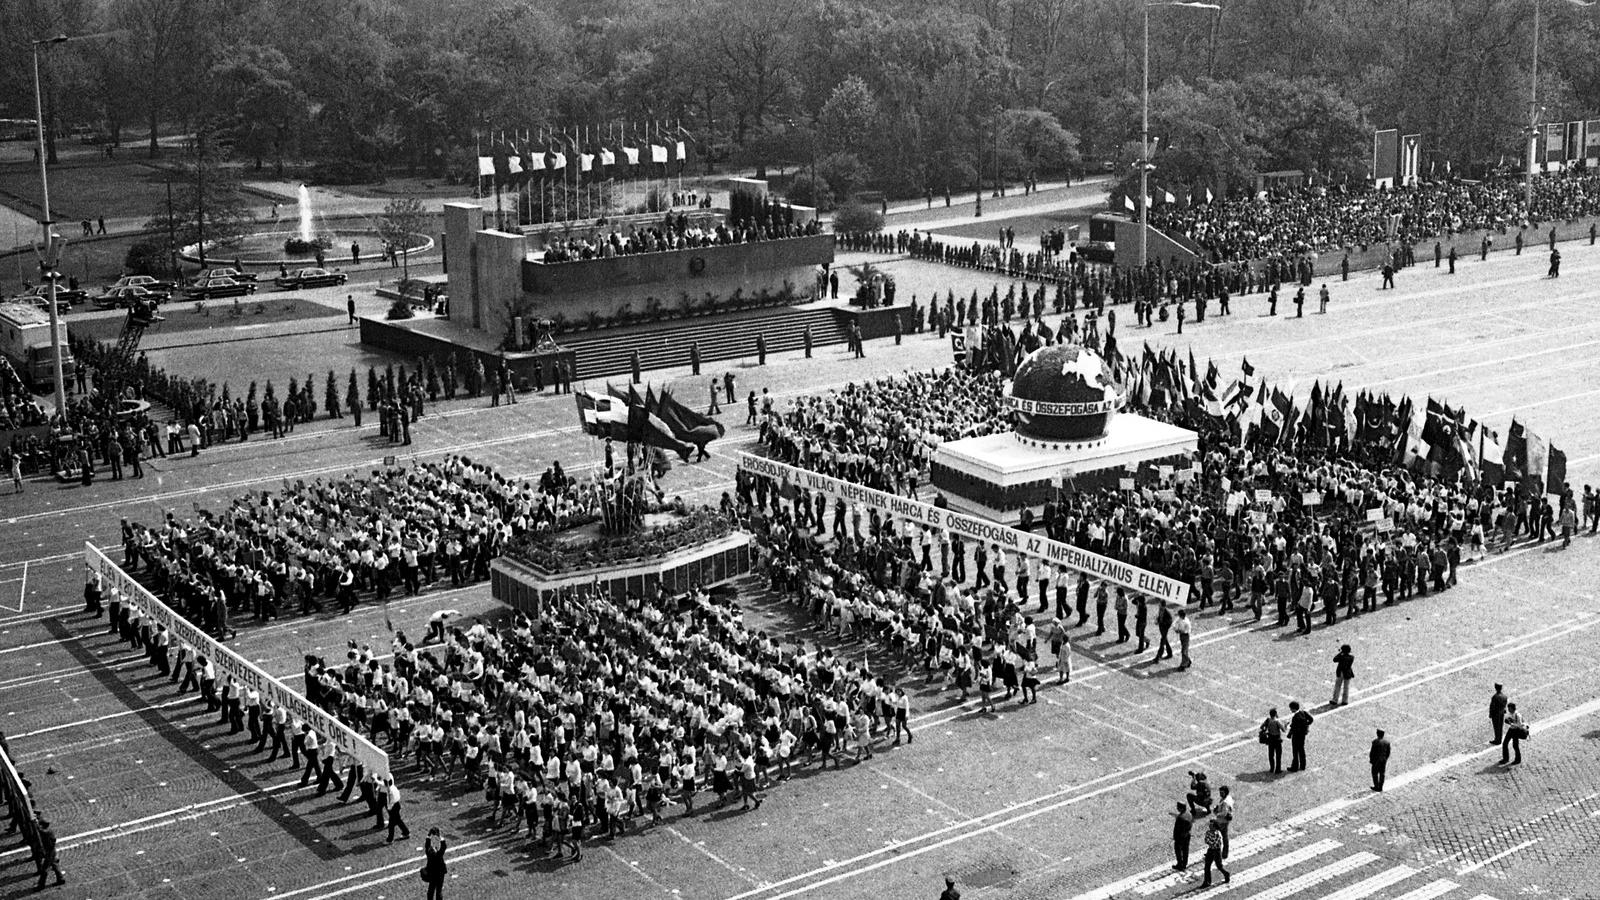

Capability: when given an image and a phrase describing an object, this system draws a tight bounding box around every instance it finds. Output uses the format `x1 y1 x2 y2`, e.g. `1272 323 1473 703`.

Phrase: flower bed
505 508 734 574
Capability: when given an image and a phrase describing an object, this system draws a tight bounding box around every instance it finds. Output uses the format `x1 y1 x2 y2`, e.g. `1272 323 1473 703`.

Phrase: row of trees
2 0 1597 198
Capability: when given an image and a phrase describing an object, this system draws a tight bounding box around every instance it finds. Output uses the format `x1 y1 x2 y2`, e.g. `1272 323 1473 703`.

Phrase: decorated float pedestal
932 344 1198 525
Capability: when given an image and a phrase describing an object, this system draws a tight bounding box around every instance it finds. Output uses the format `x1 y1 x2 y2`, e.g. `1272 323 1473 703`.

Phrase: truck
0 302 75 391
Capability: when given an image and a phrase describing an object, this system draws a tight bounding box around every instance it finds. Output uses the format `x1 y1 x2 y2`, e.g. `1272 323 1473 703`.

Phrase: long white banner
736 454 1191 604
84 542 390 776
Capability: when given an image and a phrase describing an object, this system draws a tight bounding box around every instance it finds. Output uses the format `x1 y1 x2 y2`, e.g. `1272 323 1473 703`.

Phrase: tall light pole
1140 2 1220 272
31 34 69 416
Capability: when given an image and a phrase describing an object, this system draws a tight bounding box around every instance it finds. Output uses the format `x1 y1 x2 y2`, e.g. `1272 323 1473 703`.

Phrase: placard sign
1118 478 1135 491
1302 491 1323 507
1253 489 1273 503
1249 510 1269 526
83 543 390 776
1366 507 1385 522
738 453 1190 604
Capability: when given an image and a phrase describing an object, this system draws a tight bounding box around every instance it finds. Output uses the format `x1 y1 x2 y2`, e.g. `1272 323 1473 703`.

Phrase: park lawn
70 295 342 342
0 158 173 222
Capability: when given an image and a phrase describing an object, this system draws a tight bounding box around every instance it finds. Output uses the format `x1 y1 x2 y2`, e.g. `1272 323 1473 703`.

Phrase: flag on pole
581 153 594 173
477 156 495 177
624 145 640 165
600 148 615 167
1525 428 1549 495
651 144 668 164
1162 189 1176 204
1502 419 1528 483
675 141 687 162
1204 187 1214 204
1547 442 1568 495
1123 195 1136 213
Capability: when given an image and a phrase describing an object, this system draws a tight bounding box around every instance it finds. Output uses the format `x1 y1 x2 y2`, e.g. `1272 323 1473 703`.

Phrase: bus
0 119 39 142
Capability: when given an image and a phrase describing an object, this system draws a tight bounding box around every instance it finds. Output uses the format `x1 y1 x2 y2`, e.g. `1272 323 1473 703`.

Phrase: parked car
95 285 166 309
9 285 82 312
107 275 176 296
183 277 256 300
193 266 257 283
274 267 348 290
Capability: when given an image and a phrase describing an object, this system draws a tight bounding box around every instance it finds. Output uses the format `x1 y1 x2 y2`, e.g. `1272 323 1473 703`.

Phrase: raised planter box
490 532 753 613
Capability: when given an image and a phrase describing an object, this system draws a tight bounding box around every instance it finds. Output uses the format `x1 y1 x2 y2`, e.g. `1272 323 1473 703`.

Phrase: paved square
1 238 1598 900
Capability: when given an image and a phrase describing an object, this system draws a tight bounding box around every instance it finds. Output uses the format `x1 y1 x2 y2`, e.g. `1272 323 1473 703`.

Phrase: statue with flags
574 382 726 464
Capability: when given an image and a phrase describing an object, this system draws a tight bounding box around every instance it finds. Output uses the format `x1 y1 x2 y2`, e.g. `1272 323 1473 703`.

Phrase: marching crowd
302 577 905 858
737 356 1503 705
756 368 1012 495
116 456 612 634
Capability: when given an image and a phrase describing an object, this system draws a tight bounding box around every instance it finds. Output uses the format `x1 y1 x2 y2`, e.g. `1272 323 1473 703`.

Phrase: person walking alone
33 816 65 889
1331 644 1355 706
1500 702 1526 765
422 827 447 900
1369 729 1391 792
1199 819 1231 887
1259 708 1284 774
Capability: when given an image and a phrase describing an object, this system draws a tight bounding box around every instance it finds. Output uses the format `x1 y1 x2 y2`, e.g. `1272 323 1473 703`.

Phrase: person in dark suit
1489 684 1508 745
1287 701 1314 771
1171 802 1193 870
1369 729 1391 791
422 827 448 900
33 817 65 889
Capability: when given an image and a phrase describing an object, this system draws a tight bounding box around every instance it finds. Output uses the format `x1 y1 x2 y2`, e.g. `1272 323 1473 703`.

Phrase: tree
819 76 879 162
377 197 428 282
1000 108 1081 182
144 160 252 263
208 45 308 174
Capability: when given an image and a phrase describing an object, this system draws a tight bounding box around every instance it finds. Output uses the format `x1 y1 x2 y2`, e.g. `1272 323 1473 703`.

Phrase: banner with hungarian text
83 543 390 776
736 453 1190 604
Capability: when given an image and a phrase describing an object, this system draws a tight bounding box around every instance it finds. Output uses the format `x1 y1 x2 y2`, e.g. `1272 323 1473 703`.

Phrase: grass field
69 295 341 343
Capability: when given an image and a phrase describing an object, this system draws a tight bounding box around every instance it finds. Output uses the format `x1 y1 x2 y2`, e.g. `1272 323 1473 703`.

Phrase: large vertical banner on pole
1567 121 1585 164
1400 134 1422 186
1546 123 1566 169
83 543 390 776
1585 120 1600 163
1372 129 1399 188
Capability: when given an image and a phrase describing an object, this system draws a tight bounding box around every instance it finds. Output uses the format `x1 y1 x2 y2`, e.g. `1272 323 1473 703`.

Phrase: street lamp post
31 34 69 417
1139 2 1220 273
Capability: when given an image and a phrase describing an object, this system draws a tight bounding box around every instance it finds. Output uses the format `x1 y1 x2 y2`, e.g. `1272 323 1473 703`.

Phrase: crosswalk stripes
1389 879 1460 900
1069 827 1307 900
1318 865 1417 900
1237 851 1377 900
1125 828 1305 897
1182 838 1343 897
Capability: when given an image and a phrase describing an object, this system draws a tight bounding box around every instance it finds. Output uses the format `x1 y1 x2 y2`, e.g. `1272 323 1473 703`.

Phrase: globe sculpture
1007 344 1124 443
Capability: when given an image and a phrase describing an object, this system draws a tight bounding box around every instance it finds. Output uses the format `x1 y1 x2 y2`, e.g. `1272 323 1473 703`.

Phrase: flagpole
474 130 482 200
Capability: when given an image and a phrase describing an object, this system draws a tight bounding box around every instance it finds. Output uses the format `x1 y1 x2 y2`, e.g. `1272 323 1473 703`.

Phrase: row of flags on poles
1117 343 1568 496
477 124 690 186
1120 187 1213 214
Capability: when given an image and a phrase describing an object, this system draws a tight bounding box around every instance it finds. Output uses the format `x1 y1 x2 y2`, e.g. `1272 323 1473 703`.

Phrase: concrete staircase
558 304 851 381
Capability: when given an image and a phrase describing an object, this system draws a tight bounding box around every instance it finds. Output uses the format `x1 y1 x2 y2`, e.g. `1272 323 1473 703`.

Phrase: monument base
490 533 753 614
931 413 1198 524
